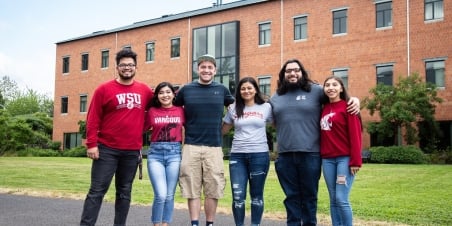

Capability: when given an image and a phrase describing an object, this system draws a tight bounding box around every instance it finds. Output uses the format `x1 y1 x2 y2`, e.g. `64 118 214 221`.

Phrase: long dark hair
235 77 266 119
276 59 313 95
151 82 176 108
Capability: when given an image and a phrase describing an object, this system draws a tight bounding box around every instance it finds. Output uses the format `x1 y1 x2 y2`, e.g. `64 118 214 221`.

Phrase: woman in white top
222 77 273 226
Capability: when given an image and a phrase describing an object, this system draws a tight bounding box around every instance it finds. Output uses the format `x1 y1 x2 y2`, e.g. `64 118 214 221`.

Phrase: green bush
47 141 62 151
369 146 427 164
427 148 452 164
61 146 87 157
17 148 61 157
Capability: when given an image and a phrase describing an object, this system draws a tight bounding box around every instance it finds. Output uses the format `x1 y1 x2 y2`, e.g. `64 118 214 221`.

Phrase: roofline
56 0 269 44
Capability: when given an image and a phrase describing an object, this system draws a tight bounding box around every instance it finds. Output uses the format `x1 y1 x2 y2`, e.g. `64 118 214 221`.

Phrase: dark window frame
192 21 240 94
376 65 394 86
333 9 348 35
81 53 89 71
171 38 180 58
376 1 393 28
294 16 308 40
61 96 68 114
79 95 87 113
62 56 70 74
146 42 155 62
425 0 444 21
63 132 83 150
332 69 349 89
101 50 109 68
425 59 445 87
259 22 271 45
258 76 271 98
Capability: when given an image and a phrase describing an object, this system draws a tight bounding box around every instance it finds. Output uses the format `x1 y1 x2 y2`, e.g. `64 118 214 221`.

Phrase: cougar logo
157 123 177 141
320 112 335 131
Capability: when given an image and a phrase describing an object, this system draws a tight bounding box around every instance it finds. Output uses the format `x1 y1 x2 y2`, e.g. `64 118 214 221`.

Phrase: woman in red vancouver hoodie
320 75 362 226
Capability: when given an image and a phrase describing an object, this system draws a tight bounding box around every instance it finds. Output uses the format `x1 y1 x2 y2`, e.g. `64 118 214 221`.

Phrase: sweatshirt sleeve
348 113 362 167
85 87 103 149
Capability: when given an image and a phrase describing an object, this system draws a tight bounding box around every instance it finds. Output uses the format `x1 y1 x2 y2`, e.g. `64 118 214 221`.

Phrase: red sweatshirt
85 79 153 150
320 100 362 167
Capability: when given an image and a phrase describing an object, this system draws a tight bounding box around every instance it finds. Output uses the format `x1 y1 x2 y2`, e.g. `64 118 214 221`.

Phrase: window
101 50 109 68
62 56 70 73
171 38 180 58
123 46 132 51
146 42 155 62
63 132 83 150
376 1 392 28
426 60 445 87
376 65 393 85
425 0 444 21
193 21 239 94
81 53 89 71
333 9 347 34
259 22 271 45
80 95 87 113
333 69 349 89
294 16 308 40
61 96 68 114
258 77 271 98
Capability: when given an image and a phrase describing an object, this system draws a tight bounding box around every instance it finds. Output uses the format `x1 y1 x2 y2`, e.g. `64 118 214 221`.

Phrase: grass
0 157 451 225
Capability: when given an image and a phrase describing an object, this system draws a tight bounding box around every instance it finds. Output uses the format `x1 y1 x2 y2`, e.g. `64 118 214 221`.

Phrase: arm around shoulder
347 97 360 115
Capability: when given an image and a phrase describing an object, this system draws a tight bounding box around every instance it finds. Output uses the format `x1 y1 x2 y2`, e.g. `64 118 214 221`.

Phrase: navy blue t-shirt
175 81 234 147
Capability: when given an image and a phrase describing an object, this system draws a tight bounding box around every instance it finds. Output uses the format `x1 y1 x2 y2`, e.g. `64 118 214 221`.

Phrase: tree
78 120 87 139
0 76 55 155
0 110 55 155
363 73 443 149
0 75 54 117
5 89 53 117
0 76 21 102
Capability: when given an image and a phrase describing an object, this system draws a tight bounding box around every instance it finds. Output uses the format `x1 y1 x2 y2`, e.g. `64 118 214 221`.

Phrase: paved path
0 193 286 226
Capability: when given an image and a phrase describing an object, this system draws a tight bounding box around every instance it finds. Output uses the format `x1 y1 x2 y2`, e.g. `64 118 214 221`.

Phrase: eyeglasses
285 68 301 73
118 63 136 68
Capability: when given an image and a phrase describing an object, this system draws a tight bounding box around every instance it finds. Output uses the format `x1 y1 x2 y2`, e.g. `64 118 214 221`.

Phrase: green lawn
0 157 451 225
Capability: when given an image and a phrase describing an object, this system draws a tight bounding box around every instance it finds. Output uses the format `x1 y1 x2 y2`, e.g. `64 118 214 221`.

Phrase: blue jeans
322 156 355 226
147 142 181 224
229 152 270 226
275 152 321 226
80 144 140 226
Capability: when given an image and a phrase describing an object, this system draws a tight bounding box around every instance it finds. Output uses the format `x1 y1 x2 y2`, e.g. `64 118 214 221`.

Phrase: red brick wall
53 0 452 149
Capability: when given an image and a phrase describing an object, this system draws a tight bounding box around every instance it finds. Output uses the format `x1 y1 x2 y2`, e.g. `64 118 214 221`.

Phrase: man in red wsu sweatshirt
80 49 154 226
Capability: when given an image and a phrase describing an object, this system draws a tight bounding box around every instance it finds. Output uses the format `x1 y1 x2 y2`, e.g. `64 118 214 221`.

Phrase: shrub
369 146 427 164
17 148 61 157
61 146 87 157
47 141 62 151
427 148 452 164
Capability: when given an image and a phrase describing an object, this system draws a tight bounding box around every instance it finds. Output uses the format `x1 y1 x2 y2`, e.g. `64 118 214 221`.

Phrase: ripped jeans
322 156 355 226
229 152 270 226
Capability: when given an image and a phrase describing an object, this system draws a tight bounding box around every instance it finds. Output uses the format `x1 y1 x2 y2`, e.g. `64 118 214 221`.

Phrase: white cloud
0 52 54 97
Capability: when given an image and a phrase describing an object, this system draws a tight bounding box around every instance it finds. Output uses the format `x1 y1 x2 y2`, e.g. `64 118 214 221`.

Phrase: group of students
79 49 362 226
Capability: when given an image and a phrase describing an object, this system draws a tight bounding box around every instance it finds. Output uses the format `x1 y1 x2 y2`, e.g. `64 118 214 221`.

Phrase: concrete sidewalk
0 193 286 226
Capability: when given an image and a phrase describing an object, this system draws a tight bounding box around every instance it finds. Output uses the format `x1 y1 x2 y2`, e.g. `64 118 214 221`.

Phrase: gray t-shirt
223 103 273 153
269 84 323 153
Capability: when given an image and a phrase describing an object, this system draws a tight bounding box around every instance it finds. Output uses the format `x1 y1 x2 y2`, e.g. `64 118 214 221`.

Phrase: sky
0 0 235 98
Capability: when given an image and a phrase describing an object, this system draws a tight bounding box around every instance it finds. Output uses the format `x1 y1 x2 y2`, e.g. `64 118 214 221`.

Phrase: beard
283 79 303 91
118 71 135 81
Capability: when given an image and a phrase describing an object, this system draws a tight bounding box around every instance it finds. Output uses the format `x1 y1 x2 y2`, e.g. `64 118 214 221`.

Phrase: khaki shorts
179 144 225 199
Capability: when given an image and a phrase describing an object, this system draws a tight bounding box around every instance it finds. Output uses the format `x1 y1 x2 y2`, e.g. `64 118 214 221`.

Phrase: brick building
53 0 451 150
